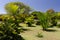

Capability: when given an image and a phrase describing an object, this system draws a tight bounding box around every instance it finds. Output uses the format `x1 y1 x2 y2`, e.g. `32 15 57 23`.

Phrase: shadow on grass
28 25 36 27
22 28 31 31
21 28 32 33
44 29 57 32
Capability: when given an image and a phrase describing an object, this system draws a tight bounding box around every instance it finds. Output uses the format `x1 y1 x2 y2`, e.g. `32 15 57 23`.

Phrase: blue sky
0 0 60 14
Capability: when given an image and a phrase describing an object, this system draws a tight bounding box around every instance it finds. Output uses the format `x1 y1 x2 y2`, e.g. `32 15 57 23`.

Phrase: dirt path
20 24 60 40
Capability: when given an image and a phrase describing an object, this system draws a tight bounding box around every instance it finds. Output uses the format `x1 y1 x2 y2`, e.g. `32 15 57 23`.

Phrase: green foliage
0 21 24 40
31 11 38 19
36 21 40 25
0 2 31 40
19 13 29 22
0 2 32 40
25 15 34 27
5 2 31 15
57 24 60 28
0 1 59 40
46 9 55 14
56 12 60 20
36 12 48 30
46 9 57 27
5 3 19 15
5 1 31 24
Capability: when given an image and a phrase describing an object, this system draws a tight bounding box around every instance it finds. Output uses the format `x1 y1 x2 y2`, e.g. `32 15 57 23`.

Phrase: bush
25 15 34 27
0 19 24 40
57 24 60 28
36 12 48 30
36 21 40 25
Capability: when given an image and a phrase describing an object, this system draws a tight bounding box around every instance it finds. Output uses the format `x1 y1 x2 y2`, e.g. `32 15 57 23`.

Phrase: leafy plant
0 2 31 40
31 11 38 20
36 32 43 38
36 21 40 25
57 24 60 28
0 21 24 40
36 12 48 30
46 9 57 27
25 15 34 27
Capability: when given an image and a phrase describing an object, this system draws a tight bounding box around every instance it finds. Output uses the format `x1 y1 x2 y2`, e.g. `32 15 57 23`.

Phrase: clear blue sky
0 0 60 14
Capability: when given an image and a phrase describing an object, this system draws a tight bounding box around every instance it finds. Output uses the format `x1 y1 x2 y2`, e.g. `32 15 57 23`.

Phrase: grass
20 23 60 40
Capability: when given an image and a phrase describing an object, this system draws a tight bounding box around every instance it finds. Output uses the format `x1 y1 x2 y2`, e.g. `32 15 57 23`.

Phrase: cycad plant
36 12 48 30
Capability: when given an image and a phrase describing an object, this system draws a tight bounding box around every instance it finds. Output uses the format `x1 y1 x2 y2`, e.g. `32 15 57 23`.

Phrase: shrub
0 1 31 40
36 12 48 30
25 15 34 27
0 21 24 40
46 9 57 27
36 21 40 25
57 24 60 28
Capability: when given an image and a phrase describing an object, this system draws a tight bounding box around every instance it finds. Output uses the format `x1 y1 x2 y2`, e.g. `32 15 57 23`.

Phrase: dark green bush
36 21 40 25
0 18 24 40
57 24 60 28
25 15 34 27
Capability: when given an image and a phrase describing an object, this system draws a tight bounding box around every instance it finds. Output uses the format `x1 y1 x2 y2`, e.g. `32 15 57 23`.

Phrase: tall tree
5 2 31 14
5 2 31 23
2 2 31 40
